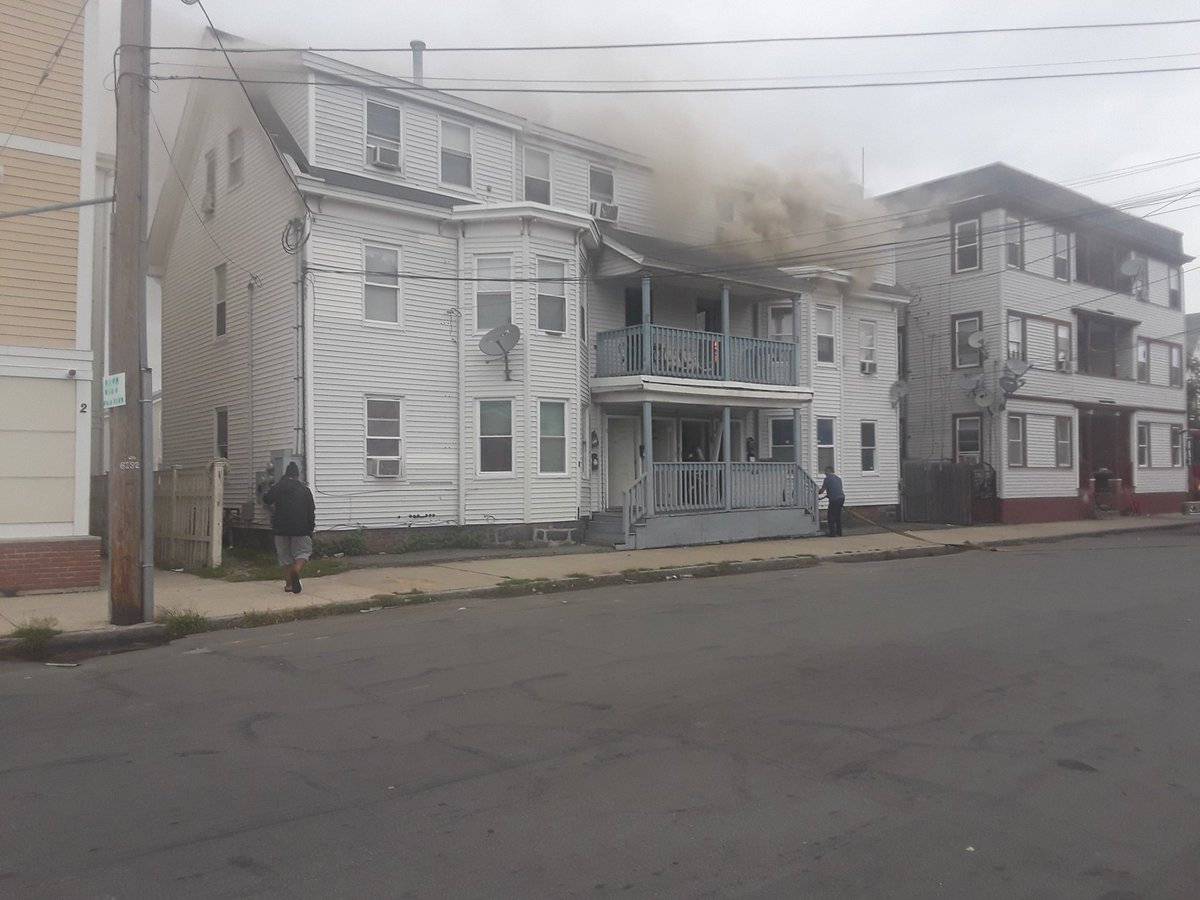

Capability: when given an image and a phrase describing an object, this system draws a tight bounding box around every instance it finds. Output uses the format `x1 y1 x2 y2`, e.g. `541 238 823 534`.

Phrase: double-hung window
440 120 472 188
816 418 835 472
366 398 403 477
953 313 982 368
815 306 835 364
536 258 567 333
1136 339 1150 383
1007 414 1026 467
769 305 793 342
227 129 244 189
952 218 980 272
589 166 614 204
1168 266 1182 310
364 245 400 323
1137 422 1151 468
859 320 877 372
479 400 513 473
524 147 551 204
215 407 229 460
204 149 217 215
476 257 512 330
1055 323 1072 372
539 401 567 474
955 416 981 463
860 421 876 472
1005 216 1024 269
1131 254 1149 302
1006 313 1025 361
1055 416 1073 467
770 419 795 462
214 264 228 337
366 100 402 169
1169 345 1183 387
1053 231 1070 281
1171 425 1184 467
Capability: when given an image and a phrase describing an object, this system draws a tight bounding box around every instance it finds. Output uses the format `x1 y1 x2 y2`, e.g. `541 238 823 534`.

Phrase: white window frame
363 243 402 325
538 399 568 475
365 98 403 169
1171 425 1184 467
952 218 981 273
1137 422 1151 468
1053 231 1070 281
815 305 836 365
816 417 835 472
227 129 244 190
1055 323 1072 372
1004 215 1024 269
1055 416 1073 468
589 165 615 203
215 407 229 460
955 415 982 464
1007 413 1026 467
203 149 217 216
768 303 793 342
536 257 567 334
859 420 877 473
439 119 473 189
769 416 796 463
475 255 512 332
365 397 404 478
524 146 552 205
1136 339 1150 384
1169 344 1183 387
1168 266 1182 309
213 263 228 338
1006 312 1025 361
478 399 515 476
859 319 877 366
953 313 983 369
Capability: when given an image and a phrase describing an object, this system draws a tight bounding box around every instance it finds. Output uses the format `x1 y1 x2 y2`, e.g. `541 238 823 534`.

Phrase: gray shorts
274 535 313 566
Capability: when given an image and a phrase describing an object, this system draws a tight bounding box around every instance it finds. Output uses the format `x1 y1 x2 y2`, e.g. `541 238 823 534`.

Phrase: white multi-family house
881 163 1191 522
150 37 907 550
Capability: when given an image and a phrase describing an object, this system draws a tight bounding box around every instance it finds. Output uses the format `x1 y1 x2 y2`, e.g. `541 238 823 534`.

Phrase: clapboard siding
266 80 311 160
999 400 1077 499
0 0 84 145
1132 414 1188 493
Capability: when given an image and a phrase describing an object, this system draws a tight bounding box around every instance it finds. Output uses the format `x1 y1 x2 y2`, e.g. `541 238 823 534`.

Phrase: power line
140 16 1200 54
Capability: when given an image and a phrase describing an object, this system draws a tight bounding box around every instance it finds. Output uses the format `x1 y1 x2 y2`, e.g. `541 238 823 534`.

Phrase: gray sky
132 0 1200 310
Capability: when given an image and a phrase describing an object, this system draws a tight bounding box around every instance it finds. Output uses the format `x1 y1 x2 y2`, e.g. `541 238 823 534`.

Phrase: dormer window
524 147 551 204
441 121 472 188
366 100 402 170
589 166 614 203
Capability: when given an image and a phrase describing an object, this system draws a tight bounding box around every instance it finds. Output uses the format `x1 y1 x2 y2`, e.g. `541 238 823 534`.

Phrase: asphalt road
2 527 1199 899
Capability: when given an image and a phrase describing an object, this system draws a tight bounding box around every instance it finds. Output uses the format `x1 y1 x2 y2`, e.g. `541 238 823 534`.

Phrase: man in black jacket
263 462 316 593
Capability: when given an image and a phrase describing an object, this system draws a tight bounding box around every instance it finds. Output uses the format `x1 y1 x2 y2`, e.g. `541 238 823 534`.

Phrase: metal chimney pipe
410 40 426 84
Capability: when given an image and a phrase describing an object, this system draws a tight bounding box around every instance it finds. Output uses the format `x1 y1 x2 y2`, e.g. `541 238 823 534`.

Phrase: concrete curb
0 622 168 661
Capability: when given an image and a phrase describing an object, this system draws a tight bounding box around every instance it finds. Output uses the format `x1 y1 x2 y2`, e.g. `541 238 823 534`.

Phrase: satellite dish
966 331 987 350
478 323 522 381
888 381 910 405
1004 359 1032 378
958 373 983 392
1119 255 1144 277
973 390 994 409
998 374 1022 395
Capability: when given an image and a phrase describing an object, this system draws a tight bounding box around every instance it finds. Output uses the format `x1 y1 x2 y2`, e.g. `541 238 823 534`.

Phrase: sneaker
293 576 302 594
284 579 295 593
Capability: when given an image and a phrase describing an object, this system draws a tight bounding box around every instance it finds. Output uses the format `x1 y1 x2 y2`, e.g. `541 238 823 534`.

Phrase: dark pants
827 499 845 536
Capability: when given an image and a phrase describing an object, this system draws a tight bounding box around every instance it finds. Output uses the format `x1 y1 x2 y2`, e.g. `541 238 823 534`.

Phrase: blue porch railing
596 324 797 385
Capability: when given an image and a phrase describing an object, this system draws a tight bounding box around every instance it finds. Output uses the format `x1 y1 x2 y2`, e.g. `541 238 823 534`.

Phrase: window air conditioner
589 200 619 222
367 457 402 478
369 143 401 171
860 360 877 375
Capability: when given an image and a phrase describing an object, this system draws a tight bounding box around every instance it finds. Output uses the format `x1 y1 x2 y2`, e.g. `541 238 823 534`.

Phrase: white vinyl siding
476 256 512 330
363 245 401 324
365 398 403 477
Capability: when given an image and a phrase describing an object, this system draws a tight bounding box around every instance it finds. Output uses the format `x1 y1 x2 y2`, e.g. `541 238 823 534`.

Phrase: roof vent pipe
410 40 426 84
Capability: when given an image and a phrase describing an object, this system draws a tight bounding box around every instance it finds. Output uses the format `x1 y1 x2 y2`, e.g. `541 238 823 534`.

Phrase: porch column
794 405 804 507
721 283 731 380
722 406 733 510
642 400 655 516
641 273 652 376
791 294 802 386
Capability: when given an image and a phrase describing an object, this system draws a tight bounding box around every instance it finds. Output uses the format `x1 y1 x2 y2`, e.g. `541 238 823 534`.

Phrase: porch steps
584 512 629 547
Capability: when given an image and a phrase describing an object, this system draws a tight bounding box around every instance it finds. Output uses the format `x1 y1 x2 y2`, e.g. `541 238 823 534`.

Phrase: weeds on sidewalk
190 547 351 583
158 608 212 640
9 617 62 659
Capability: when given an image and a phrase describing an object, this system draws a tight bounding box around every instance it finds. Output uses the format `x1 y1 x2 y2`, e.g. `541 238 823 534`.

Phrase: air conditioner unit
860 360 877 375
368 143 401 171
367 457 402 478
589 200 619 222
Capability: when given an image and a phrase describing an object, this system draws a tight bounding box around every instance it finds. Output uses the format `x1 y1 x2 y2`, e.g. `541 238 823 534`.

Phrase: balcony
596 324 798 386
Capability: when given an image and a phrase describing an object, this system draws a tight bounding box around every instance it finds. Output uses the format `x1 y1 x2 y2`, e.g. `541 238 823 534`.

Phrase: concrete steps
584 512 628 547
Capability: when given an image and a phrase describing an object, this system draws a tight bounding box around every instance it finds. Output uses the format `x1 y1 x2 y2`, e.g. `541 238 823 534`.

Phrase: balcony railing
640 462 818 517
596 324 798 386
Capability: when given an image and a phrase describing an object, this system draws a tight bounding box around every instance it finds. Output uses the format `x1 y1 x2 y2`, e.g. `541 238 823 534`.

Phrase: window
536 258 567 333
204 150 217 214
860 421 876 472
1006 313 1025 361
1055 416 1073 467
770 418 795 462
955 416 981 463
768 305 793 342
366 398 402 477
215 407 229 459
227 129 244 189
1055 323 1072 372
898 324 908 377
859 320 877 370
589 166 614 203
214 264 227 337
1171 425 1184 467
1131 254 1149 302
479 400 513 473
952 219 980 273
524 147 551 204
1137 422 1150 468
1168 266 1182 310
364 245 400 323
815 306 835 364
1076 233 1137 295
476 257 512 330
1053 231 1070 281
539 401 566 473
1136 339 1150 383
440 120 472 187
816 418 835 472
1007 414 1026 467
366 100 402 168
1005 216 1024 269
953 313 982 368
1169 344 1183 387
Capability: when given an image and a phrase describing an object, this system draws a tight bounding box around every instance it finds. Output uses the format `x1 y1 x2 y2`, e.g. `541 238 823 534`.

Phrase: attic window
589 166 614 203
227 129 244 189
366 100 402 170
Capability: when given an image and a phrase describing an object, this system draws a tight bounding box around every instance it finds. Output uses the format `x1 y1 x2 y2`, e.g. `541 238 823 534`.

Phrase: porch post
791 294 802 386
641 273 652 376
794 406 804 507
721 283 731 380
642 400 655 516
723 406 733 510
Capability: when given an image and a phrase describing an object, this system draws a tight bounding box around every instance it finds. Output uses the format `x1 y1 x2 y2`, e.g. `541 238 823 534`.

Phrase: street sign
103 372 126 409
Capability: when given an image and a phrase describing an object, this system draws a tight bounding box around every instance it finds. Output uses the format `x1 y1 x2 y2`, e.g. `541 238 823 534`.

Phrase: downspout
457 222 467 525
302 242 316 490
521 216 532 525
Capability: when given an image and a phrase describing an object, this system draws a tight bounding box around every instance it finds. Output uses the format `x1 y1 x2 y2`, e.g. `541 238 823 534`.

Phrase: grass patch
9 617 61 659
190 547 351 583
158 607 211 640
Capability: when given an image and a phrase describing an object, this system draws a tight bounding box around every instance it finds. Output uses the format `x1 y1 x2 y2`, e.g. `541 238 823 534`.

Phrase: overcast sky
125 0 1200 311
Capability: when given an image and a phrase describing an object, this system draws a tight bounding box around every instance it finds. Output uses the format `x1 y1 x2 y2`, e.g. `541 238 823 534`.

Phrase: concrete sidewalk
1 514 1192 636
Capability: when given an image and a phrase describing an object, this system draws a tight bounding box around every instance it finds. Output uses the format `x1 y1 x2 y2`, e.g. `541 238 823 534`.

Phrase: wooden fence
900 460 975 525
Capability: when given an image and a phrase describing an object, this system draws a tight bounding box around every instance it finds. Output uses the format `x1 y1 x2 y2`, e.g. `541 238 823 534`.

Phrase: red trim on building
1133 491 1189 515
0 538 102 595
997 497 1088 524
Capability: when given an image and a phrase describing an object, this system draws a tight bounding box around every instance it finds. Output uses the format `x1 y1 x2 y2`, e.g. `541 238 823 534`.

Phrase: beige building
0 0 102 591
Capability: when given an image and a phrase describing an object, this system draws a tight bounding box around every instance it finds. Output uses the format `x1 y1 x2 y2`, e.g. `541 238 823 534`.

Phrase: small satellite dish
958 373 983 392
1005 359 1032 378
998 374 1022 395
973 390 994 409
888 381 910 405
478 323 522 381
966 331 987 350
1119 255 1144 277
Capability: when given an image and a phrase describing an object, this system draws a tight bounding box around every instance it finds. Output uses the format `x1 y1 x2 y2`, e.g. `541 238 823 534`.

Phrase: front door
607 417 640 508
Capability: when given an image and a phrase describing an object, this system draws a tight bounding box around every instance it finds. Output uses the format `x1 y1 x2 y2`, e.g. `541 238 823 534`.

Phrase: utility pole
107 0 153 625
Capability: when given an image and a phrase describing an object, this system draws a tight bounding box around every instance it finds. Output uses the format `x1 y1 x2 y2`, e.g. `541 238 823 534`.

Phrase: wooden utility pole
107 0 153 625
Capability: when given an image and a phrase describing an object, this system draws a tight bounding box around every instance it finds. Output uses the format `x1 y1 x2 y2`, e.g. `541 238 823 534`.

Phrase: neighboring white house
150 36 907 550
881 163 1191 522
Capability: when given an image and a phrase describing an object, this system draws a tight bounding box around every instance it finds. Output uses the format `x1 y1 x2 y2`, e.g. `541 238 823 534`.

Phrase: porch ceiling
591 374 813 409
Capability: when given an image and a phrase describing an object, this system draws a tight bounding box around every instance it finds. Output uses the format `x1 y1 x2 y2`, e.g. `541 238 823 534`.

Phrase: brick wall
0 537 102 594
